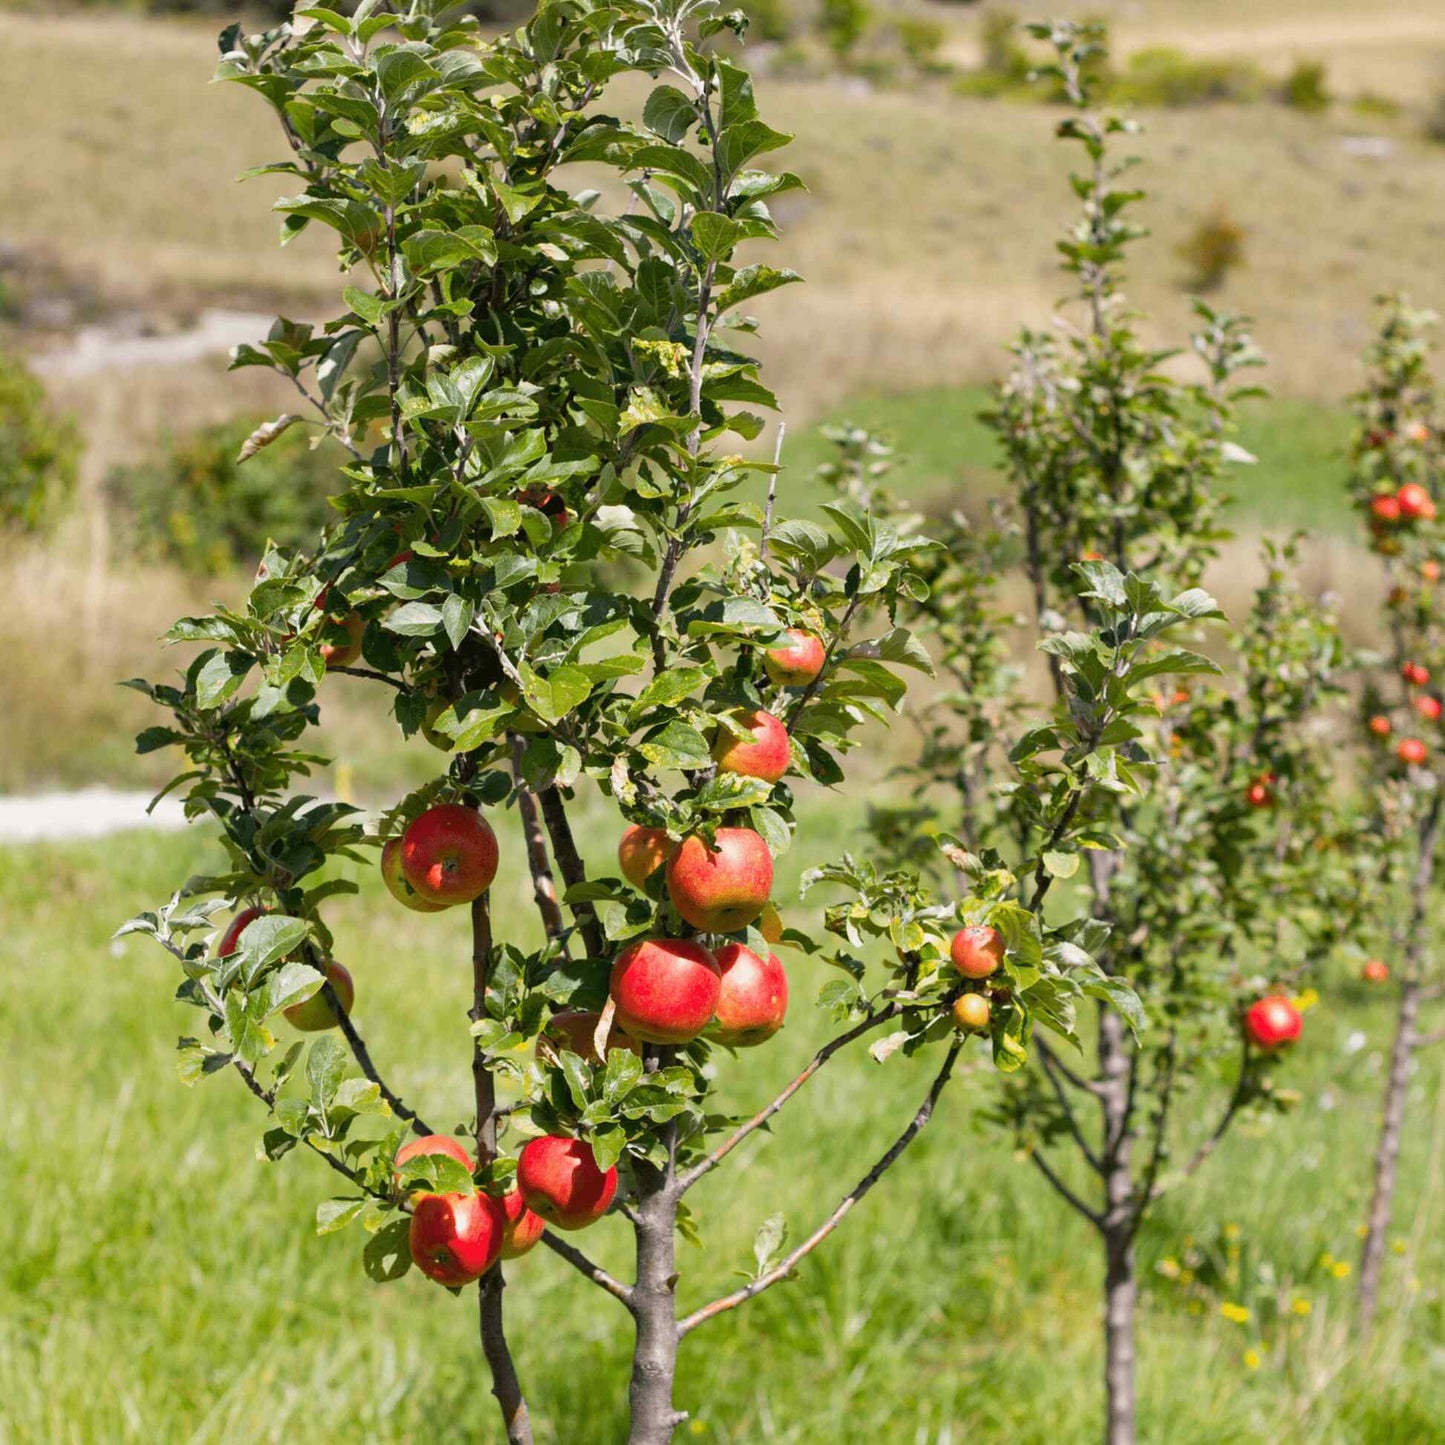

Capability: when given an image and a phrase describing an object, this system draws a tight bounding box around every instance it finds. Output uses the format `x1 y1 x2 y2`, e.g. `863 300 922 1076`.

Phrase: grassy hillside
2 820 1443 1443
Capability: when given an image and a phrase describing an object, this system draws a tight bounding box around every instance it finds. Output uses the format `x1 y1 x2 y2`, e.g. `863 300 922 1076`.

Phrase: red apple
1424 561 1441 583
500 1187 547 1259
395 1134 473 1187
712 943 788 1046
1399 737 1429 766
609 937 721 1044
1362 959 1390 984
408 1190 506 1286
618 825 672 888
953 993 992 1033
1244 996 1303 1051
1368 715 1392 738
1415 695 1442 722
1245 777 1276 809
1371 494 1402 524
284 958 354 1031
1398 482 1437 521
517 1136 617 1230
1403 662 1430 687
320 613 365 670
763 628 826 687
382 837 450 912
517 487 571 531
217 905 268 957
537 1009 642 1063
666 828 773 933
711 707 791 784
951 925 1005 980
401 804 499 905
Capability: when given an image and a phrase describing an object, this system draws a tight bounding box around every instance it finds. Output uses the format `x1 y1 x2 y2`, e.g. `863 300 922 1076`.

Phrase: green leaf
385 602 445 637
363 1218 413 1282
316 1198 367 1235
1041 851 1080 880
692 211 743 262
643 85 696 143
255 961 324 1018
307 1035 347 1110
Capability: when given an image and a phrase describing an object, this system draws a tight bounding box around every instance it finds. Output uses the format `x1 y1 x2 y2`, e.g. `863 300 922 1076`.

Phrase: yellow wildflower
1221 1302 1251 1324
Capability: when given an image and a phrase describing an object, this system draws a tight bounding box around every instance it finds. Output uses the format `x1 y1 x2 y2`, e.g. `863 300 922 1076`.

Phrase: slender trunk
628 1158 683 1445
471 890 533 1445
1359 977 1421 1334
1103 1226 1137 1445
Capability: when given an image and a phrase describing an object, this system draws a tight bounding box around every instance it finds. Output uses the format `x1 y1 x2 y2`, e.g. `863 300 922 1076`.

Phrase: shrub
980 4 1029 82
0 350 80 532
740 0 793 43
897 15 947 72
1109 45 1265 108
817 0 870 60
1281 59 1330 113
107 417 341 575
1176 207 1247 293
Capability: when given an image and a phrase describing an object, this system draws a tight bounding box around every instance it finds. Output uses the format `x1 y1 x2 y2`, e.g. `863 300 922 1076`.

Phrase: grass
3 813 1445 1442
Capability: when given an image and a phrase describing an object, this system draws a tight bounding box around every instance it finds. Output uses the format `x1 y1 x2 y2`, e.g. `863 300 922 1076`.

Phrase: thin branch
538 786 608 959
1035 1037 1108 1097
540 1230 636 1311
510 735 568 949
1151 1037 1252 1201
677 1039 963 1337
1027 1144 1104 1229
330 666 406 690
676 1005 902 1196
1038 1043 1105 1174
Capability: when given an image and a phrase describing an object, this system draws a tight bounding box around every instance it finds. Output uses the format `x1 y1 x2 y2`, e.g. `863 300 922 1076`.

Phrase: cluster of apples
1367 480 1438 555
402 1131 617 1287
1364 661 1440 768
948 924 1007 1033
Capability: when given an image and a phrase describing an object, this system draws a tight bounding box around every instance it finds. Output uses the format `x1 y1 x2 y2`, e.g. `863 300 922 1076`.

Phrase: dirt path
30 309 276 381
0 788 189 844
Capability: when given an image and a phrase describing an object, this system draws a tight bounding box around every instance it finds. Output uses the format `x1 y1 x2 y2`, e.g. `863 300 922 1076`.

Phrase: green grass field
4 812 1445 1444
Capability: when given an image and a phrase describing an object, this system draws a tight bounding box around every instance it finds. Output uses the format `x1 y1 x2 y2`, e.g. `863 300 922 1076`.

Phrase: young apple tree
866 24 1353 1445
115 4 1164 1441
1348 295 1445 1335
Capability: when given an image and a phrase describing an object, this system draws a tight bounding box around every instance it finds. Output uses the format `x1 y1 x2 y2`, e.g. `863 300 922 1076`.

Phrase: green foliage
0 349 79 532
1108 45 1266 108
816 0 870 61
107 417 342 575
1280 59 1330 114
1176 206 1247 294
895 15 947 72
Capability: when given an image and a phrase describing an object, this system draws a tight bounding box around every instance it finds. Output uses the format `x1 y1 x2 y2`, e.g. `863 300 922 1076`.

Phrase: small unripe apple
421 697 454 752
517 1136 617 1230
666 828 774 933
1406 421 1431 444
1398 482 1437 521
382 837 450 912
618 825 672 888
409 1191 506 1286
1361 959 1390 984
320 613 365 670
1368 715 1392 738
284 959 354 1031
609 938 721 1044
1371 494 1402 524
538 1009 641 1063
953 993 992 1033
1244 995 1303 1051
401 804 499 904
395 1134 473 1188
950 925 1005 980
1403 661 1430 687
500 1187 547 1259
1415 695 1442 722
712 943 788 1046
711 707 791 783
763 628 826 687
1398 737 1429 766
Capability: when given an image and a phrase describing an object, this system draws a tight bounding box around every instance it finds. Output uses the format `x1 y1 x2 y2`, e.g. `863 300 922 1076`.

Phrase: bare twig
1027 1144 1104 1228
541 1230 636 1310
538 787 608 959
510 735 568 948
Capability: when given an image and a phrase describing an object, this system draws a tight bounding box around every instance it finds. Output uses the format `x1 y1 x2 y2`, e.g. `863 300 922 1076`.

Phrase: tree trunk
479 1270 532 1444
628 1159 684 1445
1359 977 1421 1334
1103 1227 1137 1445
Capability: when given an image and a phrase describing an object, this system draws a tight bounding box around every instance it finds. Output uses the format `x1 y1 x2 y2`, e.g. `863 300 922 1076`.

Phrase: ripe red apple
1424 560 1442 583
517 1136 617 1230
537 1008 642 1063
763 628 826 687
500 1187 547 1259
609 937 721 1044
1398 482 1437 521
1245 776 1276 809
1362 959 1390 984
408 1190 506 1286
953 993 992 1033
1081 549 1105 562
1371 494 1402 524
395 1134 473 1187
666 828 773 932
618 825 672 888
1403 662 1430 687
217 905 268 957
1368 715 1392 738
1415 695 1443 722
284 959 354 1031
951 925 1005 980
401 804 499 904
320 613 365 670
1399 737 1429 766
1244 995 1303 1051
382 837 450 912
517 486 571 530
711 707 791 784
712 943 788 1046
758 902 784 945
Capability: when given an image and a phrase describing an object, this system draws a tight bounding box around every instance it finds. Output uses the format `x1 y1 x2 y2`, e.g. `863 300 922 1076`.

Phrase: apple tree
1347 294 1445 1334
864 24 1355 1445
117 4 1217 1442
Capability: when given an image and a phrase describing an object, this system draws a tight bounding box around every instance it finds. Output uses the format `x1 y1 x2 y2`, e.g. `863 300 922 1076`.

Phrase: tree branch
538 786 608 959
1150 1036 1252 1201
677 1040 963 1337
1027 1143 1104 1229
1038 1042 1105 1174
511 735 568 949
541 1230 636 1311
